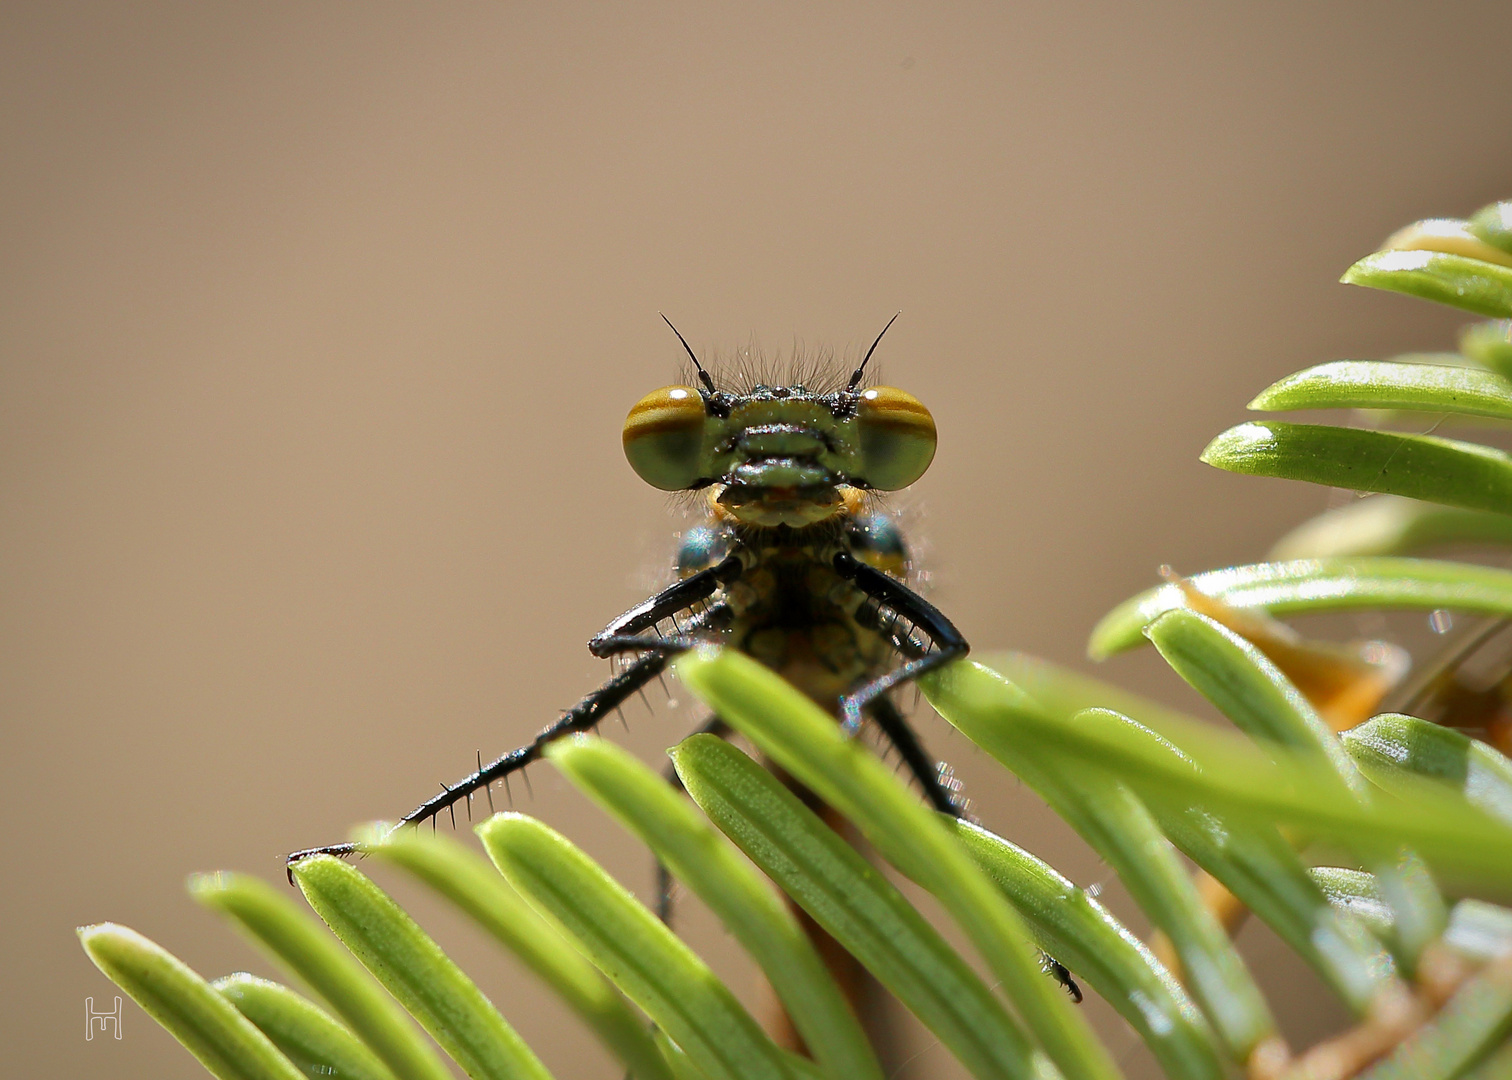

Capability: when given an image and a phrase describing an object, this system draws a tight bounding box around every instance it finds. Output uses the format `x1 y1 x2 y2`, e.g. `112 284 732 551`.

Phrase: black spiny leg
837 550 1084 1003
286 569 740 878
589 555 741 659
286 651 673 877
655 714 731 925
833 549 967 733
867 695 960 816
1041 953 1084 1003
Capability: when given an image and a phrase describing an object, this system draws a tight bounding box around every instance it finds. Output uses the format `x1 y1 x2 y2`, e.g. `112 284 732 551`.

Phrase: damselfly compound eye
623 385 708 490
855 386 936 490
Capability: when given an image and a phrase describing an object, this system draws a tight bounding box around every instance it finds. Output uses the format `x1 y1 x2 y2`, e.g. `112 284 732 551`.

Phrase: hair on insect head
659 311 903 398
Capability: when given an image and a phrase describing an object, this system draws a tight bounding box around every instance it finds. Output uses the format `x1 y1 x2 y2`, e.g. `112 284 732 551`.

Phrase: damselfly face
622 381 936 527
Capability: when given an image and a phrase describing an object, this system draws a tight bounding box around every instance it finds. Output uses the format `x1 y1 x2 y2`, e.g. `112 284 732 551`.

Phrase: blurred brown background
6 3 1512 1077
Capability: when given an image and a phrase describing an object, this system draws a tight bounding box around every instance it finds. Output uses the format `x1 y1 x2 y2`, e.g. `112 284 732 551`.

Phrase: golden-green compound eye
623 385 708 490
855 386 936 490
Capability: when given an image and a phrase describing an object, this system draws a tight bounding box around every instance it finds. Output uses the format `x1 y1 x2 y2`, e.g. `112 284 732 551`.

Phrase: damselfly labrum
285 315 1078 998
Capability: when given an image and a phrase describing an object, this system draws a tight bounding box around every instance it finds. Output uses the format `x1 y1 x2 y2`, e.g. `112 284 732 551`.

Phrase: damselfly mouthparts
287 315 1081 1006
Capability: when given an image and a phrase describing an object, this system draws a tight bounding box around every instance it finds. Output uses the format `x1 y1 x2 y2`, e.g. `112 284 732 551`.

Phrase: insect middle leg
285 591 735 874
285 650 674 873
837 551 1084 1001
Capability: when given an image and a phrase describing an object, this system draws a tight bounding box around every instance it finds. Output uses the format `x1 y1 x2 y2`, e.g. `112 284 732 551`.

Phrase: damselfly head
622 318 936 526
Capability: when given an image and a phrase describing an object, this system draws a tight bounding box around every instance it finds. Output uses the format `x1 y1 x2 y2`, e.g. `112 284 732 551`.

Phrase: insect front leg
834 551 1085 1004
866 695 961 816
832 549 968 735
588 555 741 659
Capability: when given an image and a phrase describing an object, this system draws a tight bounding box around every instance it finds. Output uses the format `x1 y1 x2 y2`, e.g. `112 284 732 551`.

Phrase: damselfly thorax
675 488 916 710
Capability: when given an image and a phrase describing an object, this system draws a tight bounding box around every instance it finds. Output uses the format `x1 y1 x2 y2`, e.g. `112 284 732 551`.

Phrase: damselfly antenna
847 310 902 392
659 313 717 394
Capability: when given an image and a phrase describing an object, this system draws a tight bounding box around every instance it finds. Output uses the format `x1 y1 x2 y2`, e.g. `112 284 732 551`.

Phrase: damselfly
286 316 1080 1007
